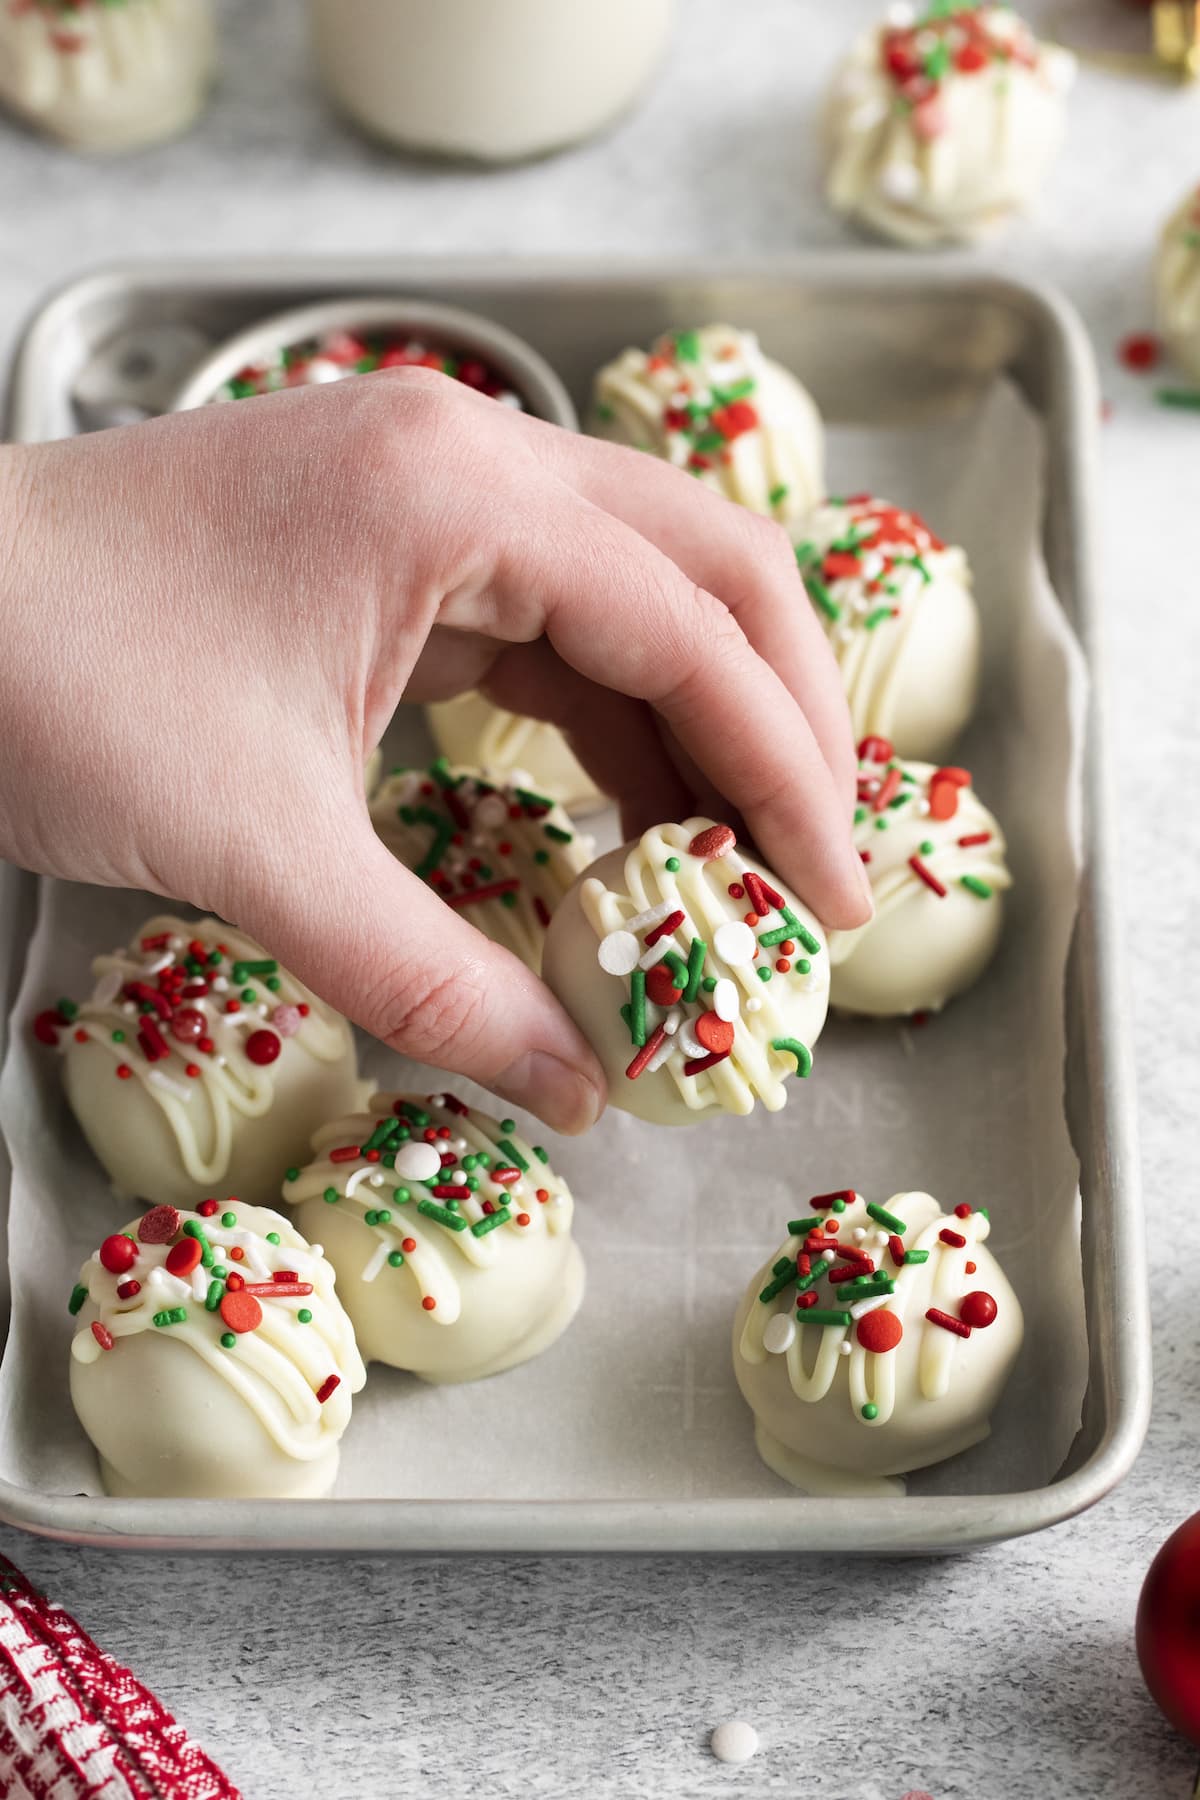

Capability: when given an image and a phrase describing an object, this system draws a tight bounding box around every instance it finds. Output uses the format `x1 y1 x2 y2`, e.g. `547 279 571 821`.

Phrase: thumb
227 823 606 1136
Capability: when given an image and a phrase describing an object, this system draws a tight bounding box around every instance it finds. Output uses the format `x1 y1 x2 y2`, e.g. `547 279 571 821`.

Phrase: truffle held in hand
542 819 830 1126
44 915 359 1211
795 494 980 763
69 1199 365 1499
829 741 1011 1018
282 1090 583 1383
825 3 1075 248
590 324 824 529
733 1188 1023 1493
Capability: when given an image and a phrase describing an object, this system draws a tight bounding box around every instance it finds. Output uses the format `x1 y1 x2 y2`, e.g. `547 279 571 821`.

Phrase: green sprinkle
500 891 518 908
875 816 890 831
787 1217 821 1236
387 1251 405 1268
861 1403 880 1421
920 840 934 855
221 1332 236 1349
496 1138 529 1172
665 856 681 873
534 850 550 866
757 965 773 983
266 1232 280 1245
800 1309 853 1329
68 1284 88 1316
231 959 277 982
961 875 993 899
533 1146 549 1164
768 483 790 507
111 1029 125 1043
629 969 647 1047
923 38 950 79
831 1197 846 1214
795 1263 828 1295
417 1199 468 1231
772 1255 794 1277
683 937 707 1001
323 1186 339 1204
806 576 840 622
674 329 701 363
266 977 281 992
500 1119 515 1134
362 1119 396 1154
1156 388 1200 411
394 1187 410 1204
205 1279 224 1311
238 989 256 1003
56 998 78 1020
544 824 573 845
515 786 556 812
781 909 821 956
594 401 615 422
797 959 811 974
472 1208 511 1238
284 1167 299 1183
298 1308 313 1324
702 975 717 992
399 1103 430 1128
840 1279 896 1303
904 1249 931 1265
154 1307 188 1328
757 925 793 948
771 1037 812 1077
662 950 688 987
758 1263 798 1304
221 1212 237 1229
794 540 817 568
864 606 893 630
375 1209 392 1225
867 1201 908 1234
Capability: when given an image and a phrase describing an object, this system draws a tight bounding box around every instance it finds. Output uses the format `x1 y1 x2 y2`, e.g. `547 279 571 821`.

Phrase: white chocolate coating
0 0 213 153
70 1201 365 1498
370 763 594 973
591 324 824 529
1156 182 1200 382
830 746 1011 1017
426 692 606 816
733 1190 1023 1488
543 819 830 1127
796 495 980 763
826 5 1074 248
283 1091 582 1383
58 914 360 1209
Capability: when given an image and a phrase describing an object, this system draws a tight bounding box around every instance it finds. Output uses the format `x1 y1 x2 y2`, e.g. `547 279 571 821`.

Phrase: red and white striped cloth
0 1555 241 1800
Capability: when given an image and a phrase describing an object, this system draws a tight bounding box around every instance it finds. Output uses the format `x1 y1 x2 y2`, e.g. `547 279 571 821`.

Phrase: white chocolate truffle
543 819 830 1127
69 1200 365 1499
591 324 824 529
282 1091 582 1383
0 0 214 153
733 1189 1023 1491
426 691 606 816
1156 181 1200 383
826 5 1074 248
829 743 1011 1017
795 495 980 763
370 761 594 973
53 915 359 1210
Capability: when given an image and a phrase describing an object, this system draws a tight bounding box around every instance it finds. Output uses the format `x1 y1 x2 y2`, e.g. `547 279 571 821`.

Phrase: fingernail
856 857 876 919
494 1050 604 1136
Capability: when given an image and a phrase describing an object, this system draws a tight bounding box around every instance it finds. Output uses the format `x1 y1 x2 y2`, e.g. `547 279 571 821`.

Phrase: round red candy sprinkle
33 1010 65 1046
99 1234 137 1275
857 1310 904 1354
646 963 684 1007
197 1199 219 1217
687 824 736 863
695 1013 734 1055
954 1203 972 1218
727 883 744 900
960 1291 998 1329
165 1238 202 1278
115 1064 132 1080
220 1290 263 1335
1119 332 1161 372
421 1296 437 1311
169 1007 206 1044
516 1212 531 1227
402 1238 417 1253
138 1205 181 1244
245 1029 281 1066
225 1271 245 1292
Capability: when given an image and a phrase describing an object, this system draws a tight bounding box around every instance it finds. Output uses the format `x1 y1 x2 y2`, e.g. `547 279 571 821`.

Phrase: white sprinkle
678 1015 705 1059
745 997 762 1014
853 1227 867 1242
361 1241 390 1283
713 921 756 967
148 1070 192 1103
120 1002 136 1016
214 1056 227 1068
645 1030 678 1074
762 1314 796 1355
93 969 122 1007
168 935 184 951
303 357 343 384
624 900 675 934
880 161 921 203
822 1249 836 1263
839 1341 853 1357
850 1294 891 1321
212 976 229 993
710 1722 758 1766
369 1172 384 1188
140 951 174 975
712 977 740 1023
394 1141 443 1182
662 1008 683 1037
598 929 641 977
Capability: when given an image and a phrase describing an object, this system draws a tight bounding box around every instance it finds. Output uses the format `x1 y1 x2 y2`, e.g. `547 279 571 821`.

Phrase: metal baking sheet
0 257 1149 1554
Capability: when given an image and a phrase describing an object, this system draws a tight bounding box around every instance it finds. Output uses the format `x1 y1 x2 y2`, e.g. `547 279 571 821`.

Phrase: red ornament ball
960 1290 998 1329
169 1006 206 1044
1138 1511 1200 1744
245 1029 281 1066
856 1309 903 1353
99 1234 137 1275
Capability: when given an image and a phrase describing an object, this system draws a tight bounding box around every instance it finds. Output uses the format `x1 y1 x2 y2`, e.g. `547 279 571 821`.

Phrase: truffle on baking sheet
282 1091 583 1383
733 1189 1023 1494
69 1200 365 1498
542 819 830 1127
795 494 980 764
43 915 359 1212
825 4 1075 248
425 692 606 816
0 0 214 153
590 324 824 529
830 742 1010 1017
1156 181 1200 383
369 760 594 973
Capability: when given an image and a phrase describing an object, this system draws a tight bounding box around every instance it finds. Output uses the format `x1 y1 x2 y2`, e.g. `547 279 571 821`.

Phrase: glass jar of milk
310 0 676 163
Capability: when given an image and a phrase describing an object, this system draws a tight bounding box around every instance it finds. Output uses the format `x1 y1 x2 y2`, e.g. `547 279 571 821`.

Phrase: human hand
0 369 869 1132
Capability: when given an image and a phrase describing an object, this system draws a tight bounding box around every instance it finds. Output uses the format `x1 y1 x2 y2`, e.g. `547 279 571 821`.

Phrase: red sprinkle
939 1229 967 1248
220 1291 263 1335
516 1212 531 1227
644 909 685 948
420 1297 437 1313
432 1184 471 1200
625 1025 667 1081
694 1012 735 1055
888 1234 907 1267
810 1190 856 1210
165 1239 202 1278
138 1205 181 1244
682 1049 730 1077
245 1029 281 1067
90 1321 114 1352
873 767 903 812
491 1167 522 1186
797 1290 820 1310
197 1199 219 1218
315 1374 341 1403
402 1238 417 1253
329 1145 362 1164
445 878 521 909
960 1290 998 1329
856 1310 903 1354
954 1204 972 1219
1118 331 1162 372
33 1010 66 1047
116 1279 141 1300
687 824 736 862
743 871 784 916
858 735 895 764
909 855 948 898
241 1281 313 1298
926 1307 972 1338
99 1234 138 1275
137 1017 170 1063
534 896 551 928
958 831 992 848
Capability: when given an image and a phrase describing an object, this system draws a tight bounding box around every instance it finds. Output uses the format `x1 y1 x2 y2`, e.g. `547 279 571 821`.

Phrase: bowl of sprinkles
171 295 577 427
